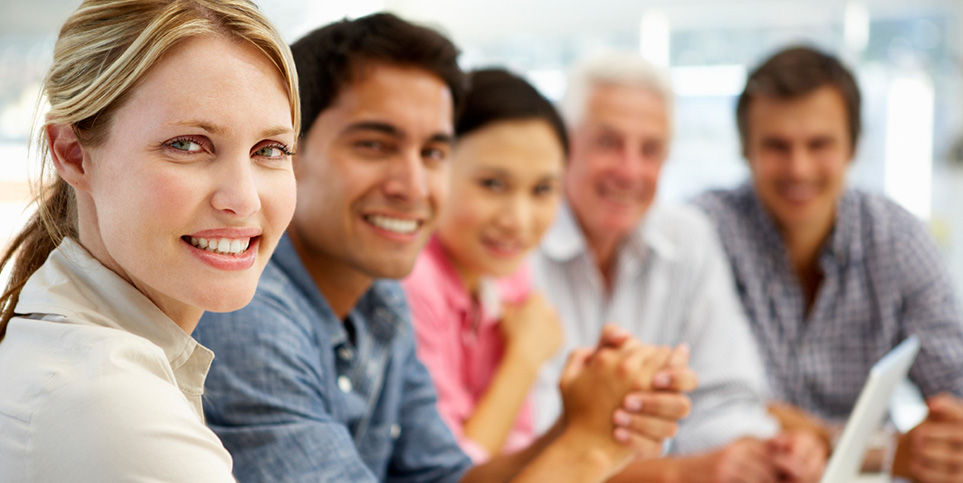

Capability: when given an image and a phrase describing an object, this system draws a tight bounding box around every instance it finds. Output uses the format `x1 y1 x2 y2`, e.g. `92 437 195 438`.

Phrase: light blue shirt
532 202 779 454
194 234 472 482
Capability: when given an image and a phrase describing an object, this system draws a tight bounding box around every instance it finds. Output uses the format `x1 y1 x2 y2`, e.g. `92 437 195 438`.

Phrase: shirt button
390 424 401 439
337 375 352 393
338 346 353 360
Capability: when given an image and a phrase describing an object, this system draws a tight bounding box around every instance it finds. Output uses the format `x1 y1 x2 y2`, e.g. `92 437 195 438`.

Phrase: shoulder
645 203 723 250
195 260 316 348
848 189 934 253
402 249 449 304
33 347 232 480
690 186 757 240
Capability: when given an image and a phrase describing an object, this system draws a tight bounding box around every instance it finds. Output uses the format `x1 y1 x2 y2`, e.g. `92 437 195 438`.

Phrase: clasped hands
558 324 698 469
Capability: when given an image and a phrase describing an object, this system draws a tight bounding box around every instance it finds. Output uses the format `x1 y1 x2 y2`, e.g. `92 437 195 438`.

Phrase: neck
287 227 372 320
584 229 621 293
778 216 834 277
440 243 481 297
777 215 835 313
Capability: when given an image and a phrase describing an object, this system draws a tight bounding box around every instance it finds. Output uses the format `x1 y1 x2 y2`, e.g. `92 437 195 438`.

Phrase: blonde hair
0 0 300 338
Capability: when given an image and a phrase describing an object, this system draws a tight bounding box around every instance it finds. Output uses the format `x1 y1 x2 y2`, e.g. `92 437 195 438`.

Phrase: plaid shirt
695 185 963 423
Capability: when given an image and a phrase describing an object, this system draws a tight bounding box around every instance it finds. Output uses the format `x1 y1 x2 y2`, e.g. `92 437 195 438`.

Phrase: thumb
560 348 592 387
597 323 631 350
927 394 963 422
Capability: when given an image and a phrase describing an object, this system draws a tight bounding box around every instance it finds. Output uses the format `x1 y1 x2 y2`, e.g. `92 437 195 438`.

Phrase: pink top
402 236 534 463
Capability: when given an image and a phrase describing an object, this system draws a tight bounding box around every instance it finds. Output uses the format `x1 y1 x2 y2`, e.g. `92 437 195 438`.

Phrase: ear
47 123 91 192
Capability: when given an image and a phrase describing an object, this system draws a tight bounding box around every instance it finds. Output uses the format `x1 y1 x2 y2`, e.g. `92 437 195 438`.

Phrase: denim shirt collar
272 233 401 349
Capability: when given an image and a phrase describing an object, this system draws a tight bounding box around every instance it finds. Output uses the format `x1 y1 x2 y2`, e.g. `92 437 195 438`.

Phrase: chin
192 285 259 313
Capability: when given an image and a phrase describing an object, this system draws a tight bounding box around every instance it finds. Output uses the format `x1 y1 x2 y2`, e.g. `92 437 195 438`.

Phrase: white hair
559 51 674 128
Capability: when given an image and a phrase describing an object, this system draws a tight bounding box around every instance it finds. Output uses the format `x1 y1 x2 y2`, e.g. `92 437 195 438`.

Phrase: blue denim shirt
194 234 472 482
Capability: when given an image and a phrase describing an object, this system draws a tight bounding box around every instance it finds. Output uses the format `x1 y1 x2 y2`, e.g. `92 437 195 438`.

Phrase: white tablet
820 335 920 483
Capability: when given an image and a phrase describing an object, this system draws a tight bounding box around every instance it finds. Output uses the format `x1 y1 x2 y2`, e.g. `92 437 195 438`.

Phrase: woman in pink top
403 68 568 461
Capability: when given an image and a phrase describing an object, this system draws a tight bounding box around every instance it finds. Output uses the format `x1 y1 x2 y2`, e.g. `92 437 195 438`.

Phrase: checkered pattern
695 185 963 423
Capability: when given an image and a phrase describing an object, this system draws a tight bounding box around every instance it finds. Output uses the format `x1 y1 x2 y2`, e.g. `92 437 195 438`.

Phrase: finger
911 457 963 483
915 422 963 456
622 392 692 420
652 366 699 392
665 343 690 368
732 450 778 483
596 323 632 350
559 348 592 388
928 394 963 423
624 345 672 392
613 426 664 460
614 408 679 441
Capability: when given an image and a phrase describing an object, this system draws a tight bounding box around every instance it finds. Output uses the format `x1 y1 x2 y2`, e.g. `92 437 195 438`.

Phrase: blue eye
254 144 292 158
167 137 203 152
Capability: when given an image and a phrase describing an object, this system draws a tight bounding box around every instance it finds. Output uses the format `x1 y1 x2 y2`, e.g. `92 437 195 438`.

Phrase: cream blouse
0 238 234 482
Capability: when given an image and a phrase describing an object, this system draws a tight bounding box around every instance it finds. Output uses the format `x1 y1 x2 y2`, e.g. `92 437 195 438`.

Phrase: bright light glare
884 76 934 220
639 10 670 68
671 64 747 98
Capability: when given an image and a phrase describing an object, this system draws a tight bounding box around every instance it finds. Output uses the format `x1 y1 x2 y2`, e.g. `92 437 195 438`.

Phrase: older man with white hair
532 52 827 482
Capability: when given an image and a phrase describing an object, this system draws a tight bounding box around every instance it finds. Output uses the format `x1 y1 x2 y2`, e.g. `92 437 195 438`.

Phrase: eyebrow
170 120 294 138
476 166 562 181
343 121 453 145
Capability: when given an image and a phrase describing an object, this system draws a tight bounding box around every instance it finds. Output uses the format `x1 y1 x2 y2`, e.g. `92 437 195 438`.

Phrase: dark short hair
456 68 569 158
736 46 861 155
291 12 465 136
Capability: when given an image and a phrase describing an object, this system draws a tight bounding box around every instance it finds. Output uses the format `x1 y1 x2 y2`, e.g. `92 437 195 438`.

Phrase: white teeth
366 215 419 234
189 236 251 255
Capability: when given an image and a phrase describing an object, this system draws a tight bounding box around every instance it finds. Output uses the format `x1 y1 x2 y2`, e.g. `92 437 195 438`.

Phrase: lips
481 235 527 259
598 180 644 205
776 182 820 203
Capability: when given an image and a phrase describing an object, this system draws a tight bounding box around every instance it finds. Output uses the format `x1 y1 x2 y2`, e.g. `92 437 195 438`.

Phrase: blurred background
2 0 962 300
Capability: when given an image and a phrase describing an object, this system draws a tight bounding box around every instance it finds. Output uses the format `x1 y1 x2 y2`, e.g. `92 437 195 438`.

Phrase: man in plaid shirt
696 46 963 483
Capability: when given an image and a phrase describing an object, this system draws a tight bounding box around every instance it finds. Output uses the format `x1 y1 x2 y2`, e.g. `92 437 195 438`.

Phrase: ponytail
0 177 76 339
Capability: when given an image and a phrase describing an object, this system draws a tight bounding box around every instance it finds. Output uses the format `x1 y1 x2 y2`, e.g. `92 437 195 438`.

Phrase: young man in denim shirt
195 13 697 483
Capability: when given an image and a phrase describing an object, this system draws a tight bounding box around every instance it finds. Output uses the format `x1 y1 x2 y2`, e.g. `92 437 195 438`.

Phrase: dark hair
291 12 465 137
456 68 569 158
736 45 861 155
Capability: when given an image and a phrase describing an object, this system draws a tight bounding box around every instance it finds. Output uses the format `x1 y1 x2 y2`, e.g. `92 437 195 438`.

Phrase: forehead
456 119 564 175
747 85 849 140
328 62 454 135
580 83 669 136
119 35 292 134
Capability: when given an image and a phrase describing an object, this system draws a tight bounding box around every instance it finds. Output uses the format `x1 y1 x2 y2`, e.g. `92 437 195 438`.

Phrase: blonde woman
0 0 299 481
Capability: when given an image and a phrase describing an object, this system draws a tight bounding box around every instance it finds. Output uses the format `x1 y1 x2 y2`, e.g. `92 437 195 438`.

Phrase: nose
211 153 261 218
612 147 649 182
494 192 529 236
785 146 814 178
382 151 430 202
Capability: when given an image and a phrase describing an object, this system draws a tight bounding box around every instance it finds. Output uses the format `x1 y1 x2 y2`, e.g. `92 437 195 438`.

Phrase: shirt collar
541 200 677 264
422 236 502 325
15 237 209 376
744 184 862 267
272 232 402 348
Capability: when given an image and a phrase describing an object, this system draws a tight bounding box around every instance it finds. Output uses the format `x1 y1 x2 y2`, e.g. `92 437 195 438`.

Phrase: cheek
261 171 297 228
531 198 560 241
98 167 198 241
